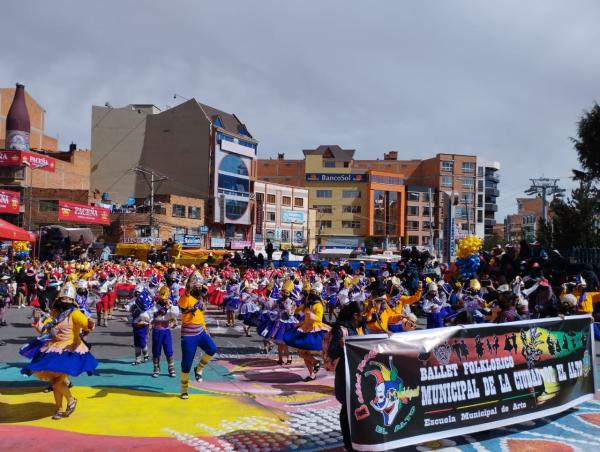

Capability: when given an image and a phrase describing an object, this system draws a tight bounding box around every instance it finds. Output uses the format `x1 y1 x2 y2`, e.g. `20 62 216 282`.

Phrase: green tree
572 103 600 181
483 233 503 251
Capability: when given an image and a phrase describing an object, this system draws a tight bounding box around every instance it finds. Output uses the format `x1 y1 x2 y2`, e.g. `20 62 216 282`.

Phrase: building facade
253 180 310 250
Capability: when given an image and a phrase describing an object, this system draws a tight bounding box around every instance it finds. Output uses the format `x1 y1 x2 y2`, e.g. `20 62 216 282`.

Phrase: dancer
238 282 261 337
20 283 97 420
267 279 298 365
127 285 152 365
284 281 331 381
178 276 217 399
149 286 179 377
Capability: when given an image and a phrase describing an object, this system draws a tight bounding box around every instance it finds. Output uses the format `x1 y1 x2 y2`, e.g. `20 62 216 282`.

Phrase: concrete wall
91 104 157 204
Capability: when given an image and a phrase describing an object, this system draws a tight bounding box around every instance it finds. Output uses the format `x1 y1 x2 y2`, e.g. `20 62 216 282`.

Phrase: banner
305 172 368 183
58 200 110 225
0 150 56 172
0 189 20 214
344 316 596 451
281 209 305 223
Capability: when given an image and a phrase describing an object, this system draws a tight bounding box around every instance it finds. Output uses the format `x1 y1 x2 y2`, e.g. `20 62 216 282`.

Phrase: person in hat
284 281 331 381
223 278 242 327
364 280 393 334
266 279 299 365
421 281 451 328
238 281 261 337
387 280 422 333
178 275 217 399
75 280 93 318
92 271 111 327
20 282 97 420
127 284 153 365
149 285 179 378
0 275 11 326
490 284 521 323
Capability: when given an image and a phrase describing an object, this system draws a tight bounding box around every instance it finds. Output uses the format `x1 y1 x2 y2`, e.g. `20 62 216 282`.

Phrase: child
148 286 179 377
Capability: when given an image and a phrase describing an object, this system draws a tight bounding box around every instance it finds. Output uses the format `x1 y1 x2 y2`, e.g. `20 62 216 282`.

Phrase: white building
253 180 309 250
475 159 500 238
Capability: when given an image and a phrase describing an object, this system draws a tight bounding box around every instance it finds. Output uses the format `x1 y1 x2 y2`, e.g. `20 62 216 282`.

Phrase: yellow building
303 146 405 253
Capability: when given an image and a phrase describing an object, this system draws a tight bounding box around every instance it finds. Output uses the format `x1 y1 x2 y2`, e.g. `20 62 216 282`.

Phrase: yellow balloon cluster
456 235 482 259
13 241 30 252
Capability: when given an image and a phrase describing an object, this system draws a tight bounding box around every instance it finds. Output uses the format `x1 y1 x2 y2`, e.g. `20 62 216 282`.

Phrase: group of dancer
7 248 600 422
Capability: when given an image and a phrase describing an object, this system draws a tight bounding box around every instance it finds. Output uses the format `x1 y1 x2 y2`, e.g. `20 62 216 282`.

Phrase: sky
2 0 599 219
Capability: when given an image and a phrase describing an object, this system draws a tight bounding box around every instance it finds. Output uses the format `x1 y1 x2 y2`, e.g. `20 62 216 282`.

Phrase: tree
363 236 375 255
483 233 503 251
572 103 600 181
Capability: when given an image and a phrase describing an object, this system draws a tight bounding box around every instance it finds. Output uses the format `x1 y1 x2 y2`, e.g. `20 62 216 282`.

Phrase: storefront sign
344 316 596 451
256 196 264 235
122 237 162 245
229 240 252 250
281 209 305 223
0 150 56 172
294 230 304 244
174 234 203 247
58 200 110 225
0 189 20 214
305 173 368 183
211 237 226 248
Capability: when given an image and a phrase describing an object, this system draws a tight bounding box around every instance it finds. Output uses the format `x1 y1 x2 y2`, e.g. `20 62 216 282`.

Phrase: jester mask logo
366 357 418 427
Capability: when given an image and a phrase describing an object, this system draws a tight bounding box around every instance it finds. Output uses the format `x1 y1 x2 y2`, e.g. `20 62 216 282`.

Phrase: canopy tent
0 218 36 242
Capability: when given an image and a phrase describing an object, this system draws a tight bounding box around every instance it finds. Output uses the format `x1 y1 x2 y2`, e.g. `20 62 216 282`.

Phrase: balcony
484 218 496 226
485 173 500 184
485 187 499 197
484 203 498 212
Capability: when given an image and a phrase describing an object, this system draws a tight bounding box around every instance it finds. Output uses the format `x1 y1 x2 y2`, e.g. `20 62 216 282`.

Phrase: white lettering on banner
419 364 459 381
0 153 7 161
0 194 8 204
421 379 480 406
424 415 457 427
74 206 99 218
462 356 515 375
460 407 497 421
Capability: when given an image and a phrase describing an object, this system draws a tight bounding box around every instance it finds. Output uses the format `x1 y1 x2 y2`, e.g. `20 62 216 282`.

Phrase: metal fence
571 247 600 266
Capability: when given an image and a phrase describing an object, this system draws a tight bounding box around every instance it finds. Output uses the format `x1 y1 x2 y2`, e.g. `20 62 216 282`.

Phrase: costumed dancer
20 282 97 420
148 286 179 377
223 278 241 327
324 277 339 322
267 279 298 365
284 281 331 381
421 282 452 328
178 276 217 400
75 280 94 318
387 278 422 332
238 282 261 337
258 282 280 354
127 285 152 365
93 271 111 327
0 275 10 326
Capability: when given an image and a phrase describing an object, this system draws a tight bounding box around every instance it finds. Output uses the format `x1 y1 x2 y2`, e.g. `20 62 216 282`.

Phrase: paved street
2 305 600 451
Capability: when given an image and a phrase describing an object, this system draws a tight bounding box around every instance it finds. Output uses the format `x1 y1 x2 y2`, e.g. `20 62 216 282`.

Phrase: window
172 204 186 217
441 160 454 172
218 174 250 193
408 192 420 202
422 236 431 245
342 220 361 229
281 230 290 243
478 180 484 191
136 225 152 237
422 191 432 202
323 161 336 168
187 227 201 235
407 221 419 231
477 210 483 223
422 206 431 216
294 197 304 207
39 200 58 212
213 116 223 128
218 154 249 176
408 236 419 245
342 205 361 213
343 161 350 168
319 220 332 229
173 226 186 236
477 194 483 207
461 223 470 231
314 205 332 213
342 190 361 198
461 192 473 204
462 161 476 173
477 166 484 177
188 206 201 219
224 199 248 220
422 221 433 231
316 190 332 198
441 176 453 187
455 207 466 218
407 206 419 216
238 124 249 136
461 177 474 189
255 192 264 202
282 196 291 206
266 211 276 222
266 194 276 204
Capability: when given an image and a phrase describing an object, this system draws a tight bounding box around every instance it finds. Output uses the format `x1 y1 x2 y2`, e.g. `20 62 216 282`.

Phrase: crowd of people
2 241 599 448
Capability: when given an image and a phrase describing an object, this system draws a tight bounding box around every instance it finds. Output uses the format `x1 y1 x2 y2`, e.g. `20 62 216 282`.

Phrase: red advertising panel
58 200 110 225
0 150 56 172
0 189 21 214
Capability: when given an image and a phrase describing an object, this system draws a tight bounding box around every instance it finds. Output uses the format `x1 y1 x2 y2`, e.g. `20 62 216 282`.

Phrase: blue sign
200 225 209 234
281 210 305 223
305 173 369 183
174 234 203 247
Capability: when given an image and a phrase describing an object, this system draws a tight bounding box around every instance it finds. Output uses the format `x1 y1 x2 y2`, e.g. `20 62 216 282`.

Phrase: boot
103 312 109 327
132 347 142 365
167 357 176 378
142 347 149 362
194 353 213 382
180 372 189 399
152 358 160 378
96 312 102 327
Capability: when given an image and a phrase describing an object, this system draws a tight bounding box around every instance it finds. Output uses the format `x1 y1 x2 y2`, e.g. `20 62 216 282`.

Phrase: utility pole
525 177 565 221
132 166 168 239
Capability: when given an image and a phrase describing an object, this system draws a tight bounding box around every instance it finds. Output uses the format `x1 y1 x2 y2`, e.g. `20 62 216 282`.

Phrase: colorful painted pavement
2 334 600 451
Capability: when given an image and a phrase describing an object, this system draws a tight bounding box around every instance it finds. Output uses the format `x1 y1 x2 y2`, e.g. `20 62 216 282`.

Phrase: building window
266 194 276 204
441 161 454 172
256 192 264 202
408 192 420 202
172 204 186 217
136 225 152 237
218 174 249 194
422 236 431 245
294 197 304 207
343 161 350 168
342 220 361 229
441 176 453 187
282 196 291 206
461 192 473 204
407 221 419 231
422 206 431 216
224 199 248 220
477 166 484 177
408 236 419 245
461 177 474 189
477 210 483 223
173 226 186 236
219 154 249 176
39 200 58 212
319 220 332 229
342 205 361 213
477 194 483 207
462 161 476 173
422 221 433 231
478 180 484 191
323 161 336 168
188 206 201 219
266 211 276 222
316 190 332 198
407 206 419 216
422 191 432 202
314 205 332 214
342 190 361 198
281 230 290 243
213 116 223 128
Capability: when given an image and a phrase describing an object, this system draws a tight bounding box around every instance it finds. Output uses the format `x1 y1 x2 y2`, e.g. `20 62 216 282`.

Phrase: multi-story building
91 104 160 205
502 197 544 244
405 186 436 250
93 98 258 248
477 160 501 236
253 180 311 251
